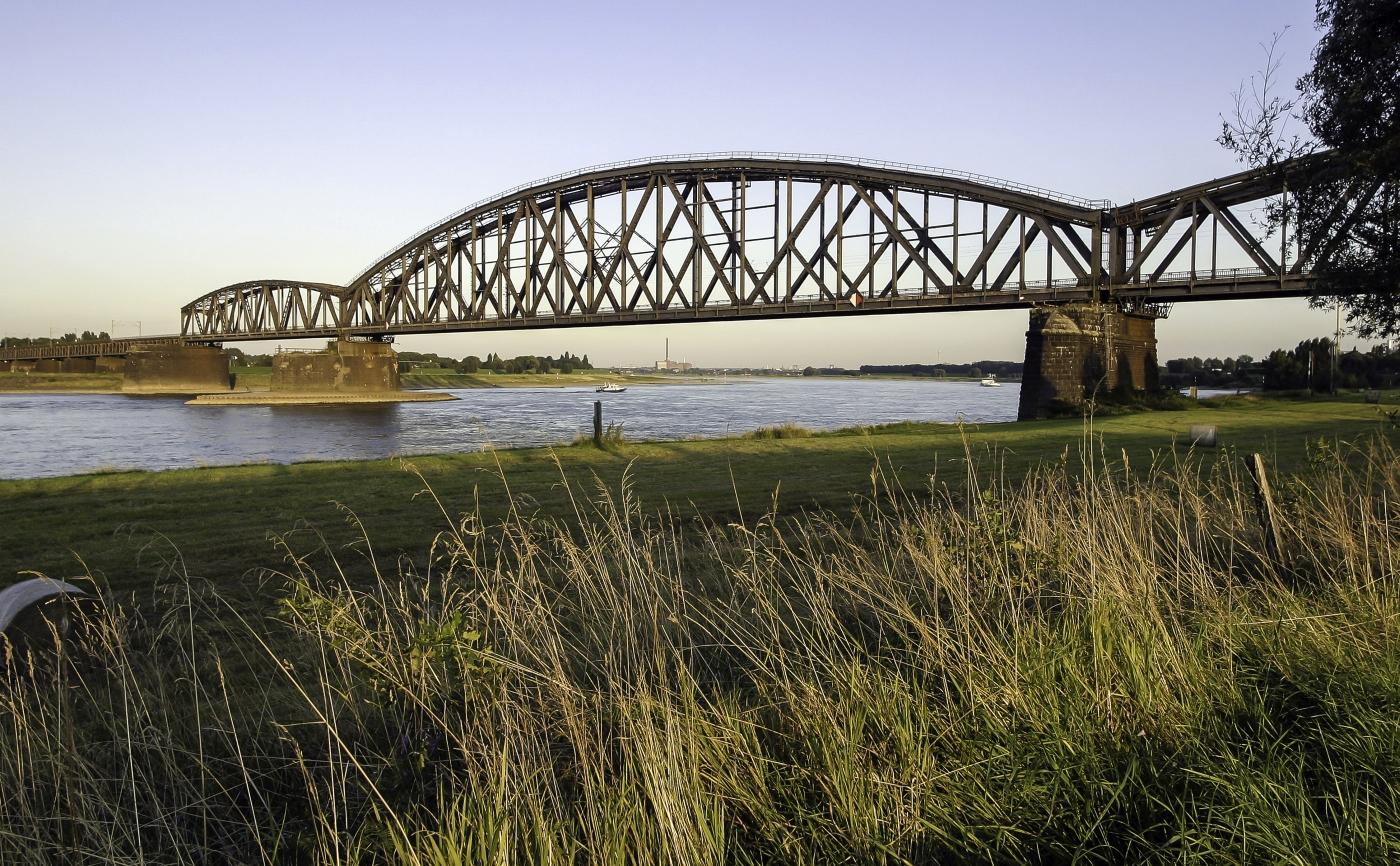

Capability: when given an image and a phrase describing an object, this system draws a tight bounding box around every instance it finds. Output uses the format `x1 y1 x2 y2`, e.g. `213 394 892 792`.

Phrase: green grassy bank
1 396 1393 598
2 398 1397 864
0 371 122 392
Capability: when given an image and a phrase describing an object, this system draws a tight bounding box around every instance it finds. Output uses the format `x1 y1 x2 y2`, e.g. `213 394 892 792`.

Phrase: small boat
979 375 1002 387
596 383 627 393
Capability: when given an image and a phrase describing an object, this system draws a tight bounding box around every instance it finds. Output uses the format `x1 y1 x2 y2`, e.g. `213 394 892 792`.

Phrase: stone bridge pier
271 339 399 393
123 344 232 393
1017 303 1159 420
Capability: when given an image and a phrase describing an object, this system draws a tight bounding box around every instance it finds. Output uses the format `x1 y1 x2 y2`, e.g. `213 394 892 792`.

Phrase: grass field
0 371 121 392
229 364 272 388
2 397 1397 864
1 395 1393 602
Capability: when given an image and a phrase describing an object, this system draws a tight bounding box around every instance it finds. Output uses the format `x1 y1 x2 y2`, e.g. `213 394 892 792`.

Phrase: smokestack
666 338 669 363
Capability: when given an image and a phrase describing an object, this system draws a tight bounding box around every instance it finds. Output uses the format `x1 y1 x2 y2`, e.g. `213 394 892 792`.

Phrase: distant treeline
1 331 112 348
1162 339 1400 390
800 363 1020 378
407 351 594 375
1259 339 1399 390
228 348 596 375
859 362 1022 379
1160 355 1258 389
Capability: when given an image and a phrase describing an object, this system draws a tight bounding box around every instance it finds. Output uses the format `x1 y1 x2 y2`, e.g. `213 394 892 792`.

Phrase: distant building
655 338 691 371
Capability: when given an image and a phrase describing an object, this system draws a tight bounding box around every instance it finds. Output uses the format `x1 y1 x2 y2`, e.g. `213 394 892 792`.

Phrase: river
0 378 1021 479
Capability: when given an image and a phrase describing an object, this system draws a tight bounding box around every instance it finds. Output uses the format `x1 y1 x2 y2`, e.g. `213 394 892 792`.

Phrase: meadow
0 371 122 392
1 396 1397 863
0 395 1390 597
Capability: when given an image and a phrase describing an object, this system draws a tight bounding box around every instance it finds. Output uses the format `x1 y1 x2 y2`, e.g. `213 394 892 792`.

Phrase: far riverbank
0 371 122 393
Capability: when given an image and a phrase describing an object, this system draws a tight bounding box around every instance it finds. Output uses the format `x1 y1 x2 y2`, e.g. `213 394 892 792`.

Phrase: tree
1220 5 1400 337
1295 1 1400 336
1260 337 1338 390
802 366 816 376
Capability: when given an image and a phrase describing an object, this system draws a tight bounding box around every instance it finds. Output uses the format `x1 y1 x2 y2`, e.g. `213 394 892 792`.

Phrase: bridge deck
0 336 187 363
2 270 1313 362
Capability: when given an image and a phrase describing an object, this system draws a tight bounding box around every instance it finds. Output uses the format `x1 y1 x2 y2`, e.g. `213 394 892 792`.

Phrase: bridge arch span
327 154 1114 338
179 152 1323 342
181 280 348 339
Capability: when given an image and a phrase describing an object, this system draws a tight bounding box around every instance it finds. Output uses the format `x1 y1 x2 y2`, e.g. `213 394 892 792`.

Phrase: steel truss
177 154 1335 342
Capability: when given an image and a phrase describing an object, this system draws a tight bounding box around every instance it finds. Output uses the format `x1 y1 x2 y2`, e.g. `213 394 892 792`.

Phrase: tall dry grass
3 435 1398 864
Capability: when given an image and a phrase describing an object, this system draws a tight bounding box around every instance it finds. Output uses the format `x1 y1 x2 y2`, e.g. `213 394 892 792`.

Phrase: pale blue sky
0 0 1344 365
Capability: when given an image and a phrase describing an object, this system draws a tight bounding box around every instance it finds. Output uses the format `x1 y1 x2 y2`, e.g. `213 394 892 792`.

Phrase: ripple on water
0 379 1020 479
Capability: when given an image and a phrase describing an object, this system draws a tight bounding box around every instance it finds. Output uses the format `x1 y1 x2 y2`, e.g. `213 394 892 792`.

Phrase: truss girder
174 153 1358 341
180 281 348 338
314 162 1110 337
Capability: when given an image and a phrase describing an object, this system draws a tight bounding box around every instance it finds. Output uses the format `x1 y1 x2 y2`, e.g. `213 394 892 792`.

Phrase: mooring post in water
593 400 603 447
1245 452 1283 565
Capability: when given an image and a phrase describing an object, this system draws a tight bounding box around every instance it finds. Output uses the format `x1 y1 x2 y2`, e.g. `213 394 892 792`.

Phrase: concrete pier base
60 357 97 374
272 339 400 393
1017 303 1158 420
122 344 232 394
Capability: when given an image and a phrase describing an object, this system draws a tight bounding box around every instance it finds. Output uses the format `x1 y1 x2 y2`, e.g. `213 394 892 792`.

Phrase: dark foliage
1260 338 1400 390
858 361 1023 379
1221 2 1400 336
1296 0 1400 336
1 331 111 348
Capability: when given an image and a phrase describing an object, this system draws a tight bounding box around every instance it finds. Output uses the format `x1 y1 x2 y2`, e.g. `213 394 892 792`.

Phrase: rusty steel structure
0 151 1346 363
176 152 1329 342
0 336 185 363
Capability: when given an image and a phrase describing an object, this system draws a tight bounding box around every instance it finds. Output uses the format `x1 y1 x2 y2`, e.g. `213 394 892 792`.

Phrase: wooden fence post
1245 453 1283 565
593 400 603 447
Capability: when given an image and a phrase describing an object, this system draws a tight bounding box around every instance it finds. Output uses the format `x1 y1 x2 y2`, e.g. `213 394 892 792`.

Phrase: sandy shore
186 391 458 406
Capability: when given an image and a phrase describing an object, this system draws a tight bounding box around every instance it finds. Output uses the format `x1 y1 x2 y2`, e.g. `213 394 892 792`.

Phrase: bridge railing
347 151 1114 287
1122 266 1280 285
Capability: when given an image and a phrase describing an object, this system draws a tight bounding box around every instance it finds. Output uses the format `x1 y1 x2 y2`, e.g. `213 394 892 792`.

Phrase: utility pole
1331 301 1342 394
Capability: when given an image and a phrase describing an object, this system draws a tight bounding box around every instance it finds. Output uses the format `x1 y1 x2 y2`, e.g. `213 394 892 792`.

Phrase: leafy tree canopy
1220 1 1400 336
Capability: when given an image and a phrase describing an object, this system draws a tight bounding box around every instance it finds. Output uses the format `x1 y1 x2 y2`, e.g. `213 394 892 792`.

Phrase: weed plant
2 436 1398 864
744 423 814 439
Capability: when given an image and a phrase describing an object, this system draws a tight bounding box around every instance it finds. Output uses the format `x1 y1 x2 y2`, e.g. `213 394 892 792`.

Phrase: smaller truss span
182 280 349 338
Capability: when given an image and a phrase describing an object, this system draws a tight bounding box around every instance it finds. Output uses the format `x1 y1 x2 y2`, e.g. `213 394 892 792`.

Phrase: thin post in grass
1245 452 1283 566
593 400 603 448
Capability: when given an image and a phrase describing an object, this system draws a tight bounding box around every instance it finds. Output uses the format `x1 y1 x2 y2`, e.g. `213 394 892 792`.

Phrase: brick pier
1017 303 1158 420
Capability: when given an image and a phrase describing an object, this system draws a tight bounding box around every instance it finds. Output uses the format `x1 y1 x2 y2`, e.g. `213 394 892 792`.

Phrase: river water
0 378 1020 479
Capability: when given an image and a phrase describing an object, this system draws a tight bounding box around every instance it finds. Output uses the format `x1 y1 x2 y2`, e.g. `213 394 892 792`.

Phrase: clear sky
0 0 1348 366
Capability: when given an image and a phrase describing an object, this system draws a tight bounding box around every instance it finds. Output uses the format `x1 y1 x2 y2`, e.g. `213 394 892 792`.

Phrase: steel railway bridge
1 151 1373 416
0 152 1346 353
170 152 1332 342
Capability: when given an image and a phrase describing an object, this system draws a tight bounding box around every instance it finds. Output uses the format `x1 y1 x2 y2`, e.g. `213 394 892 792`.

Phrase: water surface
0 378 1020 479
